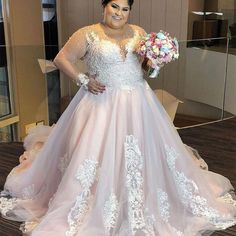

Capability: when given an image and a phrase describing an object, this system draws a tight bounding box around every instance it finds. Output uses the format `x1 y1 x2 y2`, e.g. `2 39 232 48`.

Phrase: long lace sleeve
53 27 89 84
130 24 146 39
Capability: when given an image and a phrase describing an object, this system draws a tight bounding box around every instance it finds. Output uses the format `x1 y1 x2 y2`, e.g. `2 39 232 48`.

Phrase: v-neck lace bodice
83 24 145 90
97 23 137 61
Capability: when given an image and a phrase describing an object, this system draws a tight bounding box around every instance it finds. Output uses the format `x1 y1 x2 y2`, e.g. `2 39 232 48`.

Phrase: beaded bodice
83 25 145 90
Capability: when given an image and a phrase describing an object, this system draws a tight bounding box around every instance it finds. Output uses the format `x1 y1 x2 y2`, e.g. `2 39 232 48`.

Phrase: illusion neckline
92 23 139 61
98 22 135 42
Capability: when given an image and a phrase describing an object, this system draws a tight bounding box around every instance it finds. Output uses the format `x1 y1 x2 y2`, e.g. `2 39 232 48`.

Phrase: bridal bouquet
136 31 179 78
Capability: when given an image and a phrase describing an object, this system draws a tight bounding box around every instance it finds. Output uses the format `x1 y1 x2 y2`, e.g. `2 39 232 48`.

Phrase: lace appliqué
165 144 236 229
103 192 119 235
156 188 184 235
144 208 156 235
0 197 17 217
157 188 170 223
124 135 154 236
58 153 70 174
219 193 236 206
171 227 184 236
22 184 36 200
20 220 39 234
85 30 145 92
66 159 98 236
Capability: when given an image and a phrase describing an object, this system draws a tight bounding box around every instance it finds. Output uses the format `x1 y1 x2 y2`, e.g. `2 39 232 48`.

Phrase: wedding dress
1 23 236 236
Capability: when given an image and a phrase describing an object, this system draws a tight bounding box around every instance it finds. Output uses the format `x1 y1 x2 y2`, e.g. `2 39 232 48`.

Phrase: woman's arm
53 28 105 94
53 28 88 84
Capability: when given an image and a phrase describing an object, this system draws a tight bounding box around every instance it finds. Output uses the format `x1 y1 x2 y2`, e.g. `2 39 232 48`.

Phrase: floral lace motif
157 188 170 223
144 208 156 235
103 192 119 235
124 135 154 236
164 144 236 229
20 220 39 233
171 227 184 236
85 30 145 92
58 153 70 174
66 159 98 236
22 184 36 200
0 197 17 216
219 193 236 206
156 188 184 235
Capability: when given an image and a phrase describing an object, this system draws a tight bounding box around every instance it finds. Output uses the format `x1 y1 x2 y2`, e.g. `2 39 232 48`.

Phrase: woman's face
103 0 130 29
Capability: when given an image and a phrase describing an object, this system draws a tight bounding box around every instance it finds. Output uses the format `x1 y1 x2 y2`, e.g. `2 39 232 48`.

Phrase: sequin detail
85 29 146 91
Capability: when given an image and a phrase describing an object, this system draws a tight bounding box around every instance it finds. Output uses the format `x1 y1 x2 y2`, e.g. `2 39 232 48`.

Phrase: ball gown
0 24 236 236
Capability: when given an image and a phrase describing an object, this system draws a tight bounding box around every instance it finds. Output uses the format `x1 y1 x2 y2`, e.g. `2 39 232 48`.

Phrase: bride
1 0 236 235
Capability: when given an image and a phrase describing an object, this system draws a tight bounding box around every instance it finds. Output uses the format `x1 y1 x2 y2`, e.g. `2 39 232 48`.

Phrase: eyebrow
111 2 130 10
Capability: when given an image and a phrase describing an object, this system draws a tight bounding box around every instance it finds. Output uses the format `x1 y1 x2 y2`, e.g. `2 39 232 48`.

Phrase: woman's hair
102 0 134 10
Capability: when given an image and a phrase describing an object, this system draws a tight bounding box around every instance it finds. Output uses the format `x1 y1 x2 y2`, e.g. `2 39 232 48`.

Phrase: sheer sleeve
53 27 88 83
132 25 147 38
138 27 147 38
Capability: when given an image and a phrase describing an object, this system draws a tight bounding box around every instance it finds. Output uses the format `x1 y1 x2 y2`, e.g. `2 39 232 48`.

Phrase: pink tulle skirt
1 83 236 236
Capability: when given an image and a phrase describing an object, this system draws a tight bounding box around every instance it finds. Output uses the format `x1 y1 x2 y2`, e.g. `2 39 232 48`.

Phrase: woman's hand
142 58 153 71
87 74 106 95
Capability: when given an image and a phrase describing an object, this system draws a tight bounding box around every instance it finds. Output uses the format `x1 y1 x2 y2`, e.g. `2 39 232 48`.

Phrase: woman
1 0 236 235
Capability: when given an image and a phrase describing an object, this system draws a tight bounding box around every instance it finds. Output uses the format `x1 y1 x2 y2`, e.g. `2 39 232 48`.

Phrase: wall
218 0 235 26
2 0 49 139
183 47 236 116
225 53 236 115
205 0 219 12
57 0 188 42
218 0 235 10
187 0 205 40
185 48 226 110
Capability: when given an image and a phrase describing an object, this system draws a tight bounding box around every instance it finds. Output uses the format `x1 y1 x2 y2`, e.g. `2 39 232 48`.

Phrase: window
41 0 60 125
0 0 11 119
